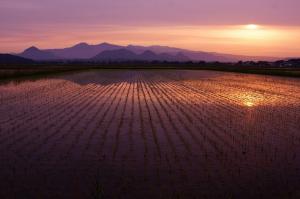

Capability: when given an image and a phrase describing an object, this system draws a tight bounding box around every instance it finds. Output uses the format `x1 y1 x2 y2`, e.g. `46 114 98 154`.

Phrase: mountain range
0 54 35 65
18 42 279 62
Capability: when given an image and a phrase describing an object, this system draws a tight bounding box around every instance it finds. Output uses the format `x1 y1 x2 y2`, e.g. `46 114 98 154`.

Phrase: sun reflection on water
244 101 254 107
227 91 265 108
241 94 259 107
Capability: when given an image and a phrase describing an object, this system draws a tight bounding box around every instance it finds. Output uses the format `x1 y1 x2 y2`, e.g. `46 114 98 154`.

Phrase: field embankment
1 62 300 81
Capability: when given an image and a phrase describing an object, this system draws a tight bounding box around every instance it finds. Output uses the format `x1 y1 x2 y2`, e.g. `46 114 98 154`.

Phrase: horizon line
6 41 287 59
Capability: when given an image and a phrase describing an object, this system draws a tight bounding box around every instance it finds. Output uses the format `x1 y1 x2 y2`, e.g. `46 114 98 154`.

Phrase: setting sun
246 24 259 30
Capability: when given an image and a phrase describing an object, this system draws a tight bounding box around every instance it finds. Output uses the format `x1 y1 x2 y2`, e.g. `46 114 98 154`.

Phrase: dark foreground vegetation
0 57 300 80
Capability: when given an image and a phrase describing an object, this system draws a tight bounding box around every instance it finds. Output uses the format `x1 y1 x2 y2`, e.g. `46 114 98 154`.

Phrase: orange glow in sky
1 24 299 57
1 0 299 57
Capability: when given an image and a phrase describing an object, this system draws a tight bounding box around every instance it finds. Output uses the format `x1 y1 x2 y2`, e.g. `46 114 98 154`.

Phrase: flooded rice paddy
0 70 300 198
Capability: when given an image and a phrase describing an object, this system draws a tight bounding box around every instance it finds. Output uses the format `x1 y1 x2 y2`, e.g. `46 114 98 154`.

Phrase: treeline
1 57 300 69
0 59 299 79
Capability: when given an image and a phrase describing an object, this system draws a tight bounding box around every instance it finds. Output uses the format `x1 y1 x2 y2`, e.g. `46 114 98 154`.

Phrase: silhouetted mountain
127 45 277 62
140 50 158 61
174 52 190 62
126 45 231 61
136 50 189 61
181 51 232 62
0 54 35 64
19 42 280 62
92 49 190 62
46 42 122 59
126 45 184 55
93 49 138 61
19 46 59 61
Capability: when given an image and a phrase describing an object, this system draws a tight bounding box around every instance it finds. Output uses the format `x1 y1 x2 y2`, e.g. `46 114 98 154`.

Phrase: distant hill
46 42 122 59
19 46 59 61
126 45 226 61
126 44 278 62
0 54 35 65
17 42 280 62
93 49 138 61
92 49 190 62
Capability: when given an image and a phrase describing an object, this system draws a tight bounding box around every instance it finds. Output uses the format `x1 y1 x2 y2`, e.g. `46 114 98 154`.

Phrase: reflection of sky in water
222 89 300 108
240 92 265 107
230 91 277 107
244 101 254 107
1 70 300 110
199 73 300 108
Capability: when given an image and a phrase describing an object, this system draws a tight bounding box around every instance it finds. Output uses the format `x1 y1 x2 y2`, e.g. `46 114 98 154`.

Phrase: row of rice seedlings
145 75 238 195
41 82 125 162
17 83 110 162
0 83 100 152
138 76 189 185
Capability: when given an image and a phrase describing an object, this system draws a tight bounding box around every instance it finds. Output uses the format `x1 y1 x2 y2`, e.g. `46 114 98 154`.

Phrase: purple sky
1 0 299 26
1 0 300 56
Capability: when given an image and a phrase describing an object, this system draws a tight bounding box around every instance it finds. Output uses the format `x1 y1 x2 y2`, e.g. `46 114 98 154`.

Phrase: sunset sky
1 0 299 57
